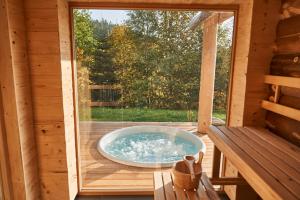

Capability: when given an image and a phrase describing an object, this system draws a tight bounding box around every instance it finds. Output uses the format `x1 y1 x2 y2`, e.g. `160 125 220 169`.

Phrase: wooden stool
154 171 220 200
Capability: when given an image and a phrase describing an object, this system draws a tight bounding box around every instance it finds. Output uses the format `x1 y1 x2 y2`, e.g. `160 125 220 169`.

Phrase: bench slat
201 173 220 200
222 127 300 197
208 126 297 200
245 127 300 162
236 127 300 175
196 184 209 200
173 185 187 200
154 171 219 200
186 190 198 200
154 172 166 200
162 172 176 200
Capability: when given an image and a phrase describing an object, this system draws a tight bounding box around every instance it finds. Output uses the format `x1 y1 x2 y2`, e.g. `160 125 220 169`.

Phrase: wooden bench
154 171 220 200
208 126 300 200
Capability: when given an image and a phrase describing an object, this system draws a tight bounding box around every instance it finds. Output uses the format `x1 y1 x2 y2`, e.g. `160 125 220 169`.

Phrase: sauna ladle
184 155 196 181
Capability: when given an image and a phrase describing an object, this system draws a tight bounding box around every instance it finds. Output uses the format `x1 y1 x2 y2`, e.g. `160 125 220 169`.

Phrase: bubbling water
104 132 198 163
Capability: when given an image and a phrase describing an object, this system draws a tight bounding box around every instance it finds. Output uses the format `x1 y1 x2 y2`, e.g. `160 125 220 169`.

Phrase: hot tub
97 126 206 168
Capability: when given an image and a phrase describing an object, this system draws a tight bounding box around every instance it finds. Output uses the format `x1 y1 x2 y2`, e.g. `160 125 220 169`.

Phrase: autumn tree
73 9 97 119
111 10 203 110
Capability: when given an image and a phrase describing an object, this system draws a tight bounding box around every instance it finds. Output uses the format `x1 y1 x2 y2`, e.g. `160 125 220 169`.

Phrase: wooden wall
0 0 289 199
24 0 78 199
224 1 282 199
265 0 300 146
243 0 281 126
0 0 41 199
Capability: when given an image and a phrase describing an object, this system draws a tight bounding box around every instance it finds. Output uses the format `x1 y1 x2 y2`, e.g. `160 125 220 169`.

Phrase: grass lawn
80 107 226 122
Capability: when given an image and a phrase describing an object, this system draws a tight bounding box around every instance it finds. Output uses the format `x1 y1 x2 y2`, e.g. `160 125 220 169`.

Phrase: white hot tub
97 126 206 168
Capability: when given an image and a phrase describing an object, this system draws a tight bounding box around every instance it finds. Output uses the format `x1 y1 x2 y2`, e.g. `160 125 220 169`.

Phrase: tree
73 9 97 66
214 20 233 111
111 10 203 109
73 9 233 118
90 19 116 84
73 9 97 117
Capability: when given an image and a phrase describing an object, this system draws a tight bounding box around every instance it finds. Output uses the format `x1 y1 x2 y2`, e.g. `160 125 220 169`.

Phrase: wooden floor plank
80 122 214 193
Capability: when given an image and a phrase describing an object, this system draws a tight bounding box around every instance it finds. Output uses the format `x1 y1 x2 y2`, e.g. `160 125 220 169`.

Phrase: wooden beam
187 11 211 31
198 14 219 133
281 0 300 19
210 177 248 186
187 12 233 31
277 15 300 38
212 146 221 178
89 85 121 90
261 100 300 121
265 75 300 88
0 87 13 200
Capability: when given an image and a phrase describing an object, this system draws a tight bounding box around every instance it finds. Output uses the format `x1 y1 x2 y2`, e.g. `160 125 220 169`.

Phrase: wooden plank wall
0 87 13 200
266 0 300 146
243 0 281 126
24 0 78 199
0 0 40 199
1 0 279 199
224 1 282 200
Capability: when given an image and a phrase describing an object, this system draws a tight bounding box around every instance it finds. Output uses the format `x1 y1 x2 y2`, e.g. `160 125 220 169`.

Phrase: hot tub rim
97 125 206 168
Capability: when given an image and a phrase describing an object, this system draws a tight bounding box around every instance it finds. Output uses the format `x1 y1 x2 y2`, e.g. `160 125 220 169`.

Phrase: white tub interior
97 125 206 168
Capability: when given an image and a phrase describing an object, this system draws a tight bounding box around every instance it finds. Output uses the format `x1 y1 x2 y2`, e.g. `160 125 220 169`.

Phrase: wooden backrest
263 4 300 146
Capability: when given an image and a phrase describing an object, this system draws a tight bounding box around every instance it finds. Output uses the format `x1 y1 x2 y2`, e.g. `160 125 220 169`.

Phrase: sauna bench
208 126 300 200
154 171 220 200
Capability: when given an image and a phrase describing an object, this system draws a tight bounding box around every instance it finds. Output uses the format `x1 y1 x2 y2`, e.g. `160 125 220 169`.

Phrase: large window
72 8 234 193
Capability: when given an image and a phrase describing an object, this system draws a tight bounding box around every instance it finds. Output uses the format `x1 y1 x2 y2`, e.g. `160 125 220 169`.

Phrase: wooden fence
89 84 120 107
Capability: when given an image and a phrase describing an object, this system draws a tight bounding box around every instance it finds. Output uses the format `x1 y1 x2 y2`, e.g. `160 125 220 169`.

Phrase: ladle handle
197 151 204 164
184 156 196 181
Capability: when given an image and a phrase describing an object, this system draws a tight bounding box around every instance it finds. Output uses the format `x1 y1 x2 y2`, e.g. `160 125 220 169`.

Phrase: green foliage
73 9 97 66
110 11 203 109
214 22 233 110
74 10 233 116
90 19 116 84
73 9 97 116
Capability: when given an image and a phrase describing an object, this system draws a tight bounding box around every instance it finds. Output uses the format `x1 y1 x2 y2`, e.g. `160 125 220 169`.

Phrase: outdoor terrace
79 119 224 194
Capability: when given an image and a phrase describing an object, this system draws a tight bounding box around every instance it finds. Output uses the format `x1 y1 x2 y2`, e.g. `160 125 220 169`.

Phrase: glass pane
73 9 234 191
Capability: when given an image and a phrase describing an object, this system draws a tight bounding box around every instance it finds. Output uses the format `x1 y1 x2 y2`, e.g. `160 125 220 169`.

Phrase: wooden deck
79 121 218 195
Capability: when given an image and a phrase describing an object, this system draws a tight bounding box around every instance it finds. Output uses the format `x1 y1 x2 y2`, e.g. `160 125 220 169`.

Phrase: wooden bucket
171 160 202 190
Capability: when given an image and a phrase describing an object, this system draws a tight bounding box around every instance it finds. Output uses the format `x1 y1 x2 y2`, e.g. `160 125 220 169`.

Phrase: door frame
68 2 239 195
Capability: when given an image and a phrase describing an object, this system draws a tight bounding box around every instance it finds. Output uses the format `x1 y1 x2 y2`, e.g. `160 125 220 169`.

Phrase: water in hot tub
104 132 198 163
